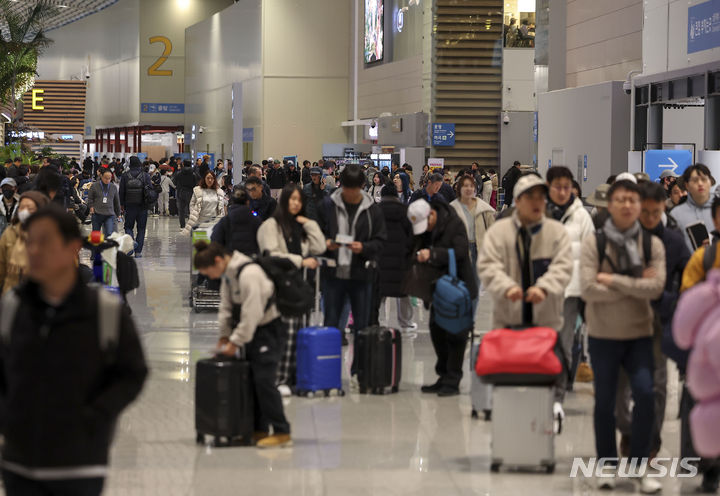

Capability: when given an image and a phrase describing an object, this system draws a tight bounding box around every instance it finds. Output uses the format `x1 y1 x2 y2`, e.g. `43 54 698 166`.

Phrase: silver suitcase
491 385 556 473
470 341 492 419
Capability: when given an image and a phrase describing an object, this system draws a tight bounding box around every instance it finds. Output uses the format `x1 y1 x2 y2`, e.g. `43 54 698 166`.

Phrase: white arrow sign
659 157 678 173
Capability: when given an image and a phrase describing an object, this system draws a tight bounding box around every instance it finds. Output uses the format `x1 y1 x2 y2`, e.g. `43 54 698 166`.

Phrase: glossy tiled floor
99 217 703 495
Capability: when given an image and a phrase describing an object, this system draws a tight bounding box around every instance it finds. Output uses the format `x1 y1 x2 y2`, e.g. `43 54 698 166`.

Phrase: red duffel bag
475 327 563 385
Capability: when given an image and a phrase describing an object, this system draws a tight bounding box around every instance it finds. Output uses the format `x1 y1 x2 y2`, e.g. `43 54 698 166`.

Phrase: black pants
2 471 104 496
176 189 192 229
429 310 469 389
248 319 291 434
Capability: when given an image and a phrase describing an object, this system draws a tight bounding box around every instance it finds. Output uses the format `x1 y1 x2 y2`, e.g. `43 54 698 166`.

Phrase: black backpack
596 228 652 274
116 251 140 293
238 256 313 317
125 171 144 205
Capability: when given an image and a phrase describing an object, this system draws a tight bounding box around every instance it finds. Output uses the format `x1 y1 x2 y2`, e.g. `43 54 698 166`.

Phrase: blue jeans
323 277 373 375
124 205 148 254
588 336 655 461
91 213 115 238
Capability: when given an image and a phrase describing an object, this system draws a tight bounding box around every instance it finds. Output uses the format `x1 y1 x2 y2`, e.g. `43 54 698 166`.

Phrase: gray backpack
0 286 121 357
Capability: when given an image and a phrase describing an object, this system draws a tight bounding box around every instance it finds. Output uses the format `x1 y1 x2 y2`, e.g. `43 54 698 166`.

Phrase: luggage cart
190 221 221 313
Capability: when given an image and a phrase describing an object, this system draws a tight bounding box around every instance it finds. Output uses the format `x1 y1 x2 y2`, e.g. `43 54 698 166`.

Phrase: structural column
705 95 720 150
647 104 663 150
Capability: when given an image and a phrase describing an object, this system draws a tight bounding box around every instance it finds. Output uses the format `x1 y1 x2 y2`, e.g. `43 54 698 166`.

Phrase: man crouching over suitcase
194 240 292 449
477 173 573 417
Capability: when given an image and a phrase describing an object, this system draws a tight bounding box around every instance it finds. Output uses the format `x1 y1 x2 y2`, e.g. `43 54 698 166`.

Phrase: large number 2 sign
148 36 173 76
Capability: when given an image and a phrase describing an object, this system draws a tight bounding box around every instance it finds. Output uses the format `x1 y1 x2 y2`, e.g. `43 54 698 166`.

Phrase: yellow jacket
681 243 720 292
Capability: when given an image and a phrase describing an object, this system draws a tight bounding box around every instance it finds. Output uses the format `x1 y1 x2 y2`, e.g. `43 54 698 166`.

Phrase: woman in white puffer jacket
546 167 594 400
181 171 226 234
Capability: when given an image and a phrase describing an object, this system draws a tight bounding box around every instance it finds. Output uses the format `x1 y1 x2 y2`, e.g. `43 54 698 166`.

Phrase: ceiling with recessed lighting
2 0 119 33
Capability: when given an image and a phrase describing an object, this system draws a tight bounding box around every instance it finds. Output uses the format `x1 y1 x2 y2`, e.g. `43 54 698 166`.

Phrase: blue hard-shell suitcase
296 326 344 397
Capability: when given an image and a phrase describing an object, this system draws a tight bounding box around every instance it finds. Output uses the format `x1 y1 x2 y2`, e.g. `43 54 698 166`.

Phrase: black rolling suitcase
169 197 178 216
195 356 254 447
356 326 402 394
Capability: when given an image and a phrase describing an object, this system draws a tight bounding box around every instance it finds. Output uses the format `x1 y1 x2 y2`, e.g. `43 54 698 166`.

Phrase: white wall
503 49 536 111
262 0 350 160
37 0 141 131
663 106 705 151
184 0 263 162
565 0 643 87
644 0 720 76
538 81 630 195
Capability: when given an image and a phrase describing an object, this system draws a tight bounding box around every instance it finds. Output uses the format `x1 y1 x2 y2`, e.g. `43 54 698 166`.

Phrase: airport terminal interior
1 0 720 495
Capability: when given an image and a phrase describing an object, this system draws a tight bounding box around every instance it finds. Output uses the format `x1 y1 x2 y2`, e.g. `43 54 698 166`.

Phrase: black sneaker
437 386 460 397
421 382 443 394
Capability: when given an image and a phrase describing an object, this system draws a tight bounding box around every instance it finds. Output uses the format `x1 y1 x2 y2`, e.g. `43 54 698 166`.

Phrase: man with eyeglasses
672 164 717 252
580 179 666 493
545 166 594 400
245 176 276 221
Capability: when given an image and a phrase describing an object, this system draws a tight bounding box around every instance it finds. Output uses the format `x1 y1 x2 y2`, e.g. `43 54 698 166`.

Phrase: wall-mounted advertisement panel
687 0 720 54
365 0 384 63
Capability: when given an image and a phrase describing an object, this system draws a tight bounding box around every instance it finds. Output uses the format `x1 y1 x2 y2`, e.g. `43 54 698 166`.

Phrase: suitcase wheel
196 432 205 445
338 389 346 397
471 409 479 420
484 409 492 421
213 436 229 448
306 391 315 399
545 464 555 474
391 385 399 394
490 462 501 473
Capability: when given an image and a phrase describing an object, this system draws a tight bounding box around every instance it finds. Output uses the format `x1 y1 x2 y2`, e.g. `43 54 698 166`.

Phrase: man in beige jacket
478 173 573 417
478 173 573 332
580 179 665 494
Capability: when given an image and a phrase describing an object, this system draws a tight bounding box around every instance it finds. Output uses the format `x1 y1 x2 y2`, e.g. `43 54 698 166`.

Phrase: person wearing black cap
119 156 153 258
303 167 329 223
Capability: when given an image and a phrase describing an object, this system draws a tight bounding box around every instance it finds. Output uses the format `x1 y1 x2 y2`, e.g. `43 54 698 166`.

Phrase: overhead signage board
644 149 693 182
687 0 720 54
428 158 445 170
141 103 185 114
432 123 455 147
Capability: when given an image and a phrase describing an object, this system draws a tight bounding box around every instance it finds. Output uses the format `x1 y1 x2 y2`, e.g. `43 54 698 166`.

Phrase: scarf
603 218 642 276
547 194 575 222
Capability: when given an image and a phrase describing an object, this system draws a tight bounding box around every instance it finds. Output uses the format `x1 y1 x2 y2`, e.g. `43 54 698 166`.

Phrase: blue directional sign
432 123 455 147
688 0 720 54
644 150 693 182
141 103 185 114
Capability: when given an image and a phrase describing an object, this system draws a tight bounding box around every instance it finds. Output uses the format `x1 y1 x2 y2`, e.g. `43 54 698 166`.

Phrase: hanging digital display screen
364 0 384 63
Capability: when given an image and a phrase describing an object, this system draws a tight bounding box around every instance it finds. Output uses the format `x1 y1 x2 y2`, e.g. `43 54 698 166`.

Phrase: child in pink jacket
673 269 720 459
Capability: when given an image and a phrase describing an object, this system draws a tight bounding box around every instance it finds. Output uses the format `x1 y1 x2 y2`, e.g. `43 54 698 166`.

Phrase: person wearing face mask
0 191 50 294
256 183 326 396
0 178 20 237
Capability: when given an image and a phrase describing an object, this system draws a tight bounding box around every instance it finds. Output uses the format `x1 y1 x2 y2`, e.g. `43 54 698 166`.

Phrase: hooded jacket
183 186 225 232
173 167 197 192
672 190 717 252
478 212 573 331
672 269 720 457
449 197 495 255
211 204 262 256
0 277 147 474
548 196 595 298
118 157 152 209
219 251 280 347
413 200 479 302
256 216 326 269
377 195 413 297
318 189 387 281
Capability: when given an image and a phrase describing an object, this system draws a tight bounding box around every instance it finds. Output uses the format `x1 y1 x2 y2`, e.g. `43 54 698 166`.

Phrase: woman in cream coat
450 174 496 269
257 183 326 396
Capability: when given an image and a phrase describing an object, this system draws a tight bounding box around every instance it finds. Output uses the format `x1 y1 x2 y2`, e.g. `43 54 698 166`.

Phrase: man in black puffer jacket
0 206 147 496
211 186 262 256
172 160 197 229
373 185 415 329
408 198 478 397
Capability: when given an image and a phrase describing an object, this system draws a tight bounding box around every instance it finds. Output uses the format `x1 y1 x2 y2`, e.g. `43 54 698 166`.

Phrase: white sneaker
597 476 616 490
349 375 360 392
277 384 292 397
553 402 565 434
403 322 418 330
634 475 662 494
